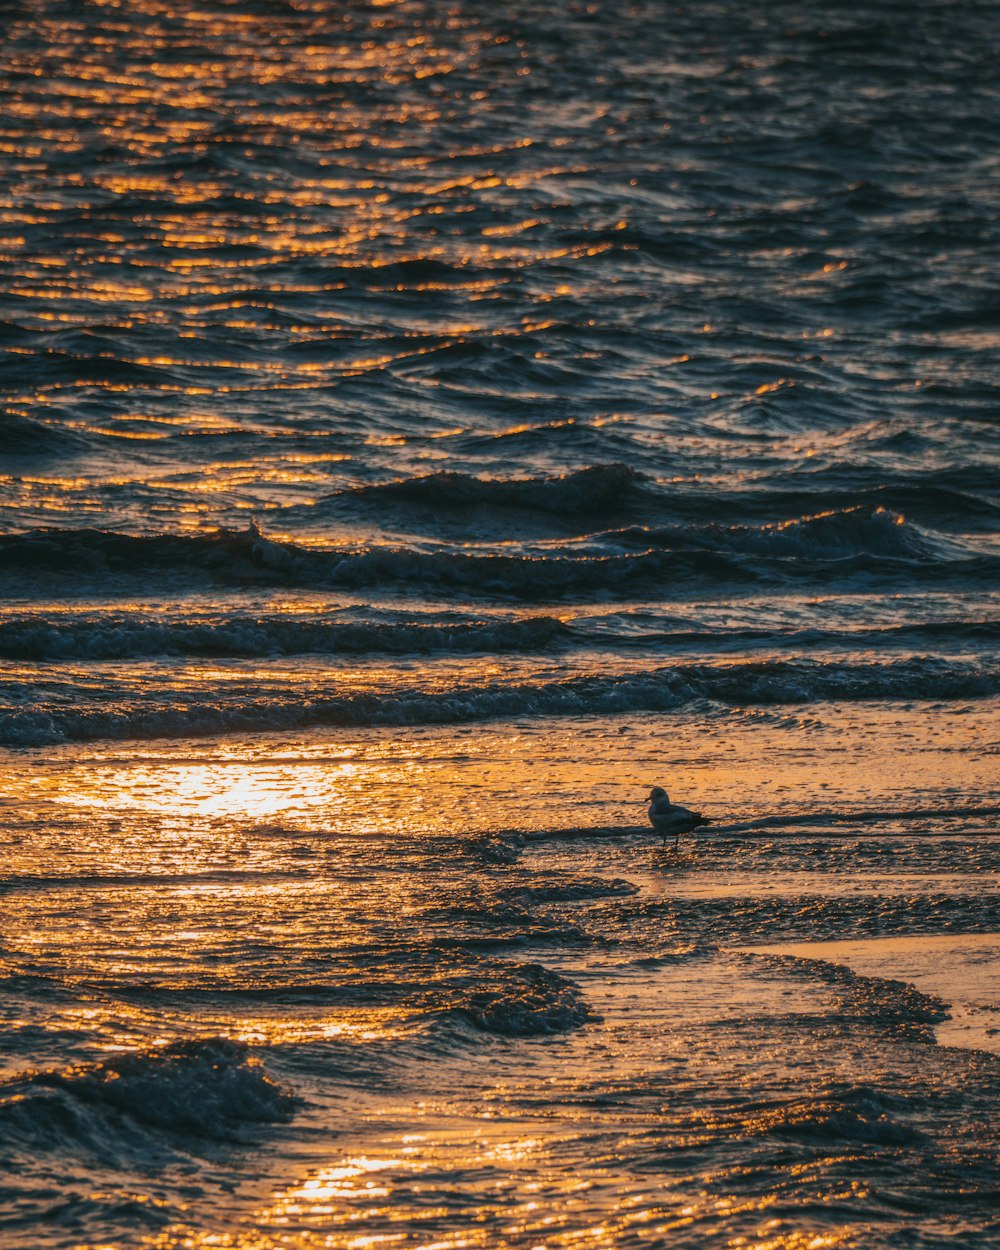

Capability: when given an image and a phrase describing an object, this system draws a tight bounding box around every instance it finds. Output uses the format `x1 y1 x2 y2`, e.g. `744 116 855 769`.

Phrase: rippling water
2 1 999 1247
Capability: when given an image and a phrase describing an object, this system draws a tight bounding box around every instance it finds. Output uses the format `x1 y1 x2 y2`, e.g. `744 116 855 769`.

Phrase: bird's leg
674 827 680 851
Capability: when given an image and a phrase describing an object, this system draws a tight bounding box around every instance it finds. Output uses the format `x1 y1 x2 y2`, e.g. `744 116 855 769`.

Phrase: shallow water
2 0 999 1246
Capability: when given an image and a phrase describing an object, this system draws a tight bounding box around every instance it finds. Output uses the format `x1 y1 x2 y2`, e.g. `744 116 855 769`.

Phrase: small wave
465 832 528 865
82 960 595 1042
417 896 586 949
745 1084 927 1146
454 963 593 1037
761 954 950 1029
3 656 995 746
0 1038 298 1155
685 894 1000 950
0 519 994 601
589 482 1000 531
498 877 639 905
606 505 948 562
712 803 1000 835
256 533 998 601
580 618 1000 654
0 611 569 662
0 868 310 894
459 416 634 456
344 463 643 516
0 969 70 1000
474 805 1000 848
0 526 256 577
6 348 184 388
0 414 91 458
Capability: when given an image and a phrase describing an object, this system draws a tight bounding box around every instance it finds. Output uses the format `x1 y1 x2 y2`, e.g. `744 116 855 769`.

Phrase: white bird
646 786 708 848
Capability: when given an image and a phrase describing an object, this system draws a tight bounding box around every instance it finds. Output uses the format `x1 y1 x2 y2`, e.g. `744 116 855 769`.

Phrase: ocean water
1 0 999 1246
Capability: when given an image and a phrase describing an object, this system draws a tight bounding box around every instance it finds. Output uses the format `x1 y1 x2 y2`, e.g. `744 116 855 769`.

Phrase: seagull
646 786 708 848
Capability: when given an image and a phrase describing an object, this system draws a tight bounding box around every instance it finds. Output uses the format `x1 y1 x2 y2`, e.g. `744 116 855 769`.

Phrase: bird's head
647 786 668 802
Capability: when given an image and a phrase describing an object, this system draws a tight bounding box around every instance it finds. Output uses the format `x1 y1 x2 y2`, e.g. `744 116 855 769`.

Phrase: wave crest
610 505 945 561
1 1037 297 1155
0 610 568 662
1 511 990 601
346 463 642 515
3 656 995 746
455 963 593 1037
746 1084 926 1146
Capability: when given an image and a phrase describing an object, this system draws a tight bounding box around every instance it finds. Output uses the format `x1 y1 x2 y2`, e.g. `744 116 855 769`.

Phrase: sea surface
1 1 999 1246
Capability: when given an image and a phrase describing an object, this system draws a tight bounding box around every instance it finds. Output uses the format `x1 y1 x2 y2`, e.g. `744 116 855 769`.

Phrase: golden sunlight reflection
56 759 361 821
231 1009 403 1048
276 1158 408 1213
153 1133 862 1250
5 695 989 847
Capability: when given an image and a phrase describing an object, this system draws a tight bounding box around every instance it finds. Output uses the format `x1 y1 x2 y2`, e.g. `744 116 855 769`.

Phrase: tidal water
1 1 999 1246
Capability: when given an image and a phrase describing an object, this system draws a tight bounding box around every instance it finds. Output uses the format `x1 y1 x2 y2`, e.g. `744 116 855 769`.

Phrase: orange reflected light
58 759 359 822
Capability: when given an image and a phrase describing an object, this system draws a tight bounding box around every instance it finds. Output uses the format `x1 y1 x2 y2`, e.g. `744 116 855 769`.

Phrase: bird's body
646 786 708 846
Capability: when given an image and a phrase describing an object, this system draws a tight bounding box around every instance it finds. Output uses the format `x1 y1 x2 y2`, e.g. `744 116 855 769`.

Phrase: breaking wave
449 962 593 1038
344 463 644 515
0 611 569 661
744 1084 928 1146
0 1038 298 1156
0 511 993 601
1 609 994 663
605 505 950 561
3 656 996 745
